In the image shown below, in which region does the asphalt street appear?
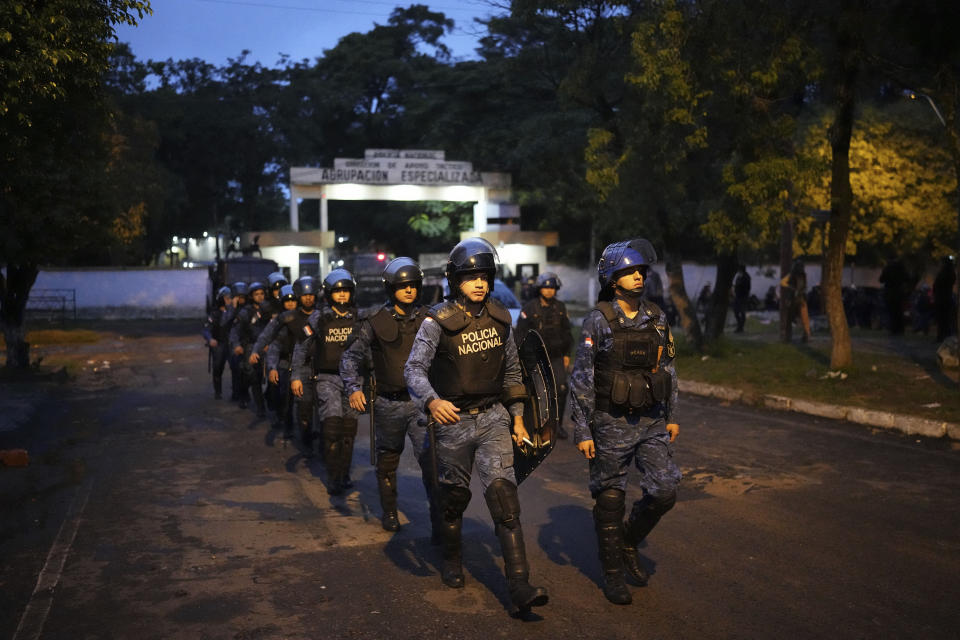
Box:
[1,330,958,639]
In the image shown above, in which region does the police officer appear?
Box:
[230,281,271,417]
[292,269,359,494]
[569,238,680,605]
[515,271,573,437]
[250,283,300,436]
[225,282,248,402]
[203,286,233,399]
[253,276,321,446]
[404,238,548,614]
[341,257,437,534]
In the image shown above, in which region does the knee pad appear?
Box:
[440,485,472,522]
[484,479,521,529]
[593,488,626,524]
[632,489,676,520]
[377,451,401,474]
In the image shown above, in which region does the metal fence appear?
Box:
[26,288,77,321]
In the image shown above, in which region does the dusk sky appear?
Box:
[115,0,498,68]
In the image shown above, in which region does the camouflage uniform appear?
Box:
[341,304,435,532]
[202,305,230,399]
[569,296,680,602]
[229,301,271,416]
[292,306,359,491]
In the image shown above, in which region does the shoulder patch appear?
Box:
[666,326,676,358]
[303,325,314,337]
[584,335,594,347]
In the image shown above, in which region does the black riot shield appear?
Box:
[513,330,559,484]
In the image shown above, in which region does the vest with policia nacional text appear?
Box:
[593,301,674,413]
[311,308,355,374]
[428,299,512,410]
[369,305,428,393]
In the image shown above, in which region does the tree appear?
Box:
[1,0,151,368]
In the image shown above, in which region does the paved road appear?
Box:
[1,331,958,639]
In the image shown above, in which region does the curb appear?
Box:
[679,379,959,440]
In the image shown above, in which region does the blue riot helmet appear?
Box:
[231,281,249,297]
[536,272,562,290]
[445,237,498,292]
[294,276,317,298]
[216,285,232,301]
[597,238,658,290]
[248,281,266,295]
[323,268,356,305]
[280,284,297,302]
[382,257,423,294]
[267,271,288,291]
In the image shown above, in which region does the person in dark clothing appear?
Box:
[733,265,751,333]
[515,272,573,438]
[203,286,233,399]
[879,257,910,335]
[231,281,271,417]
[934,256,957,342]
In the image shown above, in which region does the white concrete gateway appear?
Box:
[288,149,557,280]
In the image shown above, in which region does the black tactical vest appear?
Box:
[522,299,568,355]
[369,305,427,393]
[428,300,512,409]
[239,305,271,345]
[312,308,355,374]
[593,301,672,412]
[207,308,227,342]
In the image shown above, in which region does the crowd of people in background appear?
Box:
[679,256,958,341]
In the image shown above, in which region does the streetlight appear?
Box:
[906,88,960,379]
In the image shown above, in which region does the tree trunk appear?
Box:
[0,263,39,368]
[779,220,793,342]
[704,252,737,343]
[824,46,857,370]
[664,249,702,351]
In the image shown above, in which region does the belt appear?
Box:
[379,389,410,402]
[595,398,658,416]
[462,400,498,415]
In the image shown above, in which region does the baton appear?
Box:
[207,346,212,374]
[427,418,440,499]
[368,370,377,466]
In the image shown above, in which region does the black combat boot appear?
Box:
[623,492,676,584]
[377,452,401,532]
[439,517,464,588]
[323,417,343,494]
[497,523,549,611]
[339,417,358,490]
[485,479,548,612]
[594,489,631,605]
[438,485,471,588]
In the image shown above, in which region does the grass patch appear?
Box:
[0,328,103,348]
[675,333,959,424]
[569,314,958,424]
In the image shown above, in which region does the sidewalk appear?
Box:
[678,312,959,441]
[679,378,960,440]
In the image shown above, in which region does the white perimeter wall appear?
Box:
[547,262,884,306]
[33,268,208,319]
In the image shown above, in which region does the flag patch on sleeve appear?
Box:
[584,336,593,347]
[303,325,313,337]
